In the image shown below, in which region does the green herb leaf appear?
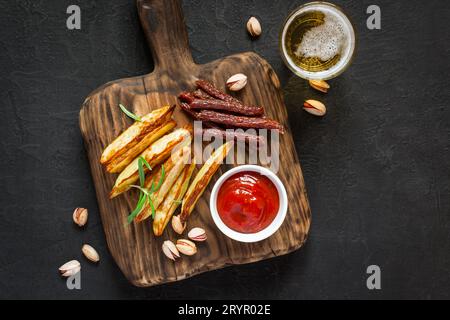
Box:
[126,161,162,225]
[139,156,152,171]
[137,157,145,187]
[148,197,156,219]
[119,103,142,122]
[127,192,147,224]
[173,199,182,205]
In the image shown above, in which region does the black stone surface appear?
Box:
[0,0,449,299]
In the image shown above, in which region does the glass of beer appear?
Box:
[279,1,356,80]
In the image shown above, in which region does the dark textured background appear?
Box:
[0,0,449,299]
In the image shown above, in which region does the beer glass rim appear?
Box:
[279,1,357,80]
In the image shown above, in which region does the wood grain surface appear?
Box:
[79,0,311,287]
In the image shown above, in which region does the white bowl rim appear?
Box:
[209,165,288,243]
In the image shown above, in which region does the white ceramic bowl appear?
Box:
[210,165,288,243]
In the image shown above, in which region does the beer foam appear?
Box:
[294,13,348,61]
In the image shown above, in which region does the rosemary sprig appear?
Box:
[127,192,146,224]
[126,162,165,224]
[119,103,142,122]
[130,185,150,196]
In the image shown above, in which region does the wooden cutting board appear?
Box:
[79,0,311,287]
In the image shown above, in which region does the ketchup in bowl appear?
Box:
[216,171,279,234]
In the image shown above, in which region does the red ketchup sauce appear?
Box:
[216,171,279,234]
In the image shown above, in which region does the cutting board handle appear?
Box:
[137,0,195,72]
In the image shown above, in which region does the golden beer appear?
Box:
[280,2,356,80]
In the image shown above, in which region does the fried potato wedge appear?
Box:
[100,105,175,166]
[110,127,191,198]
[152,162,196,236]
[180,141,233,222]
[135,146,191,222]
[106,120,176,173]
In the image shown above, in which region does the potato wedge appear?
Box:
[135,146,191,222]
[152,162,196,236]
[106,120,176,173]
[110,127,191,198]
[180,141,233,223]
[100,105,175,165]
